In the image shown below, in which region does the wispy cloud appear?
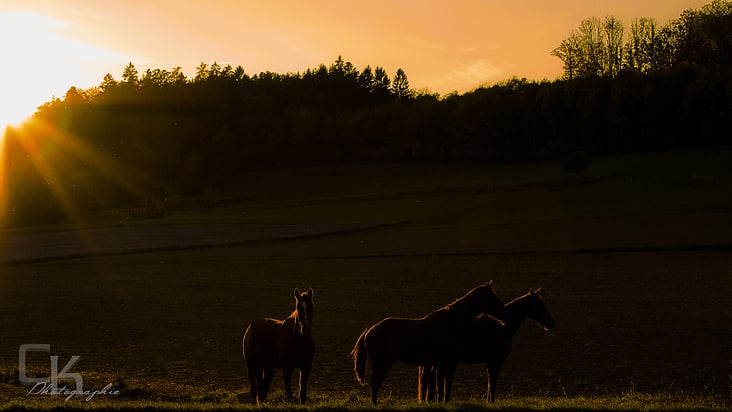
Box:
[405,37,445,51]
[1,11,137,66]
[71,7,105,21]
[454,58,504,83]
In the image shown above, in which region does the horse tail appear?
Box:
[242,323,253,361]
[351,328,369,386]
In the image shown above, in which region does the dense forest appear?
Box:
[2,0,731,227]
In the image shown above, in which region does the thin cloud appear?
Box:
[454,58,504,84]
[71,7,105,21]
[405,37,446,51]
[421,58,506,94]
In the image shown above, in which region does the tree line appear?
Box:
[2,0,730,227]
[552,0,732,79]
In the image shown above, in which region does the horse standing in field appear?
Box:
[351,281,504,404]
[243,288,315,404]
[418,288,554,402]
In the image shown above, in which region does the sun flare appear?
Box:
[0,11,132,131]
[0,52,45,129]
[0,98,36,130]
[0,12,64,129]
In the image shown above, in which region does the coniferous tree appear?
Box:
[392,68,414,99]
[121,62,139,87]
[357,65,374,91]
[99,73,118,92]
[194,62,209,82]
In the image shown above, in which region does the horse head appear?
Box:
[528,287,554,331]
[477,280,504,318]
[294,287,314,336]
[456,280,504,319]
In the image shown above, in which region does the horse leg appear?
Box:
[247,364,260,404]
[417,365,436,402]
[259,368,274,403]
[417,366,426,402]
[442,362,458,403]
[428,365,437,402]
[283,368,294,400]
[417,366,429,402]
[299,364,311,404]
[435,365,445,402]
[369,360,393,405]
[487,361,503,403]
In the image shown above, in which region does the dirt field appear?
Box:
[0,221,730,404]
[1,148,731,405]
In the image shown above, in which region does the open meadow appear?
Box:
[0,147,730,411]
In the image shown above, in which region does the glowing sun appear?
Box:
[0,59,45,128]
[0,92,37,129]
[0,12,68,128]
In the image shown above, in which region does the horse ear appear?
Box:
[307,287,314,298]
[294,288,301,300]
[531,287,542,295]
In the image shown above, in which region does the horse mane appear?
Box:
[290,288,314,336]
[477,314,507,327]
[505,292,531,307]
[444,281,495,312]
[504,287,542,307]
[284,309,299,334]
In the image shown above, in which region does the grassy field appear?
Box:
[0,393,727,412]
[1,146,730,411]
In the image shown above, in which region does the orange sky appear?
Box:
[0,0,712,125]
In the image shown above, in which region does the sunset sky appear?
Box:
[0,0,711,127]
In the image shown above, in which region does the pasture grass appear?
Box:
[2,375,728,412]
[0,391,727,412]
[2,364,728,411]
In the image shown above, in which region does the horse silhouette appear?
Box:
[351,281,504,404]
[243,287,315,404]
[418,288,554,402]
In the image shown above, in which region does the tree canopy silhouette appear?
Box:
[553,0,732,78]
[3,0,730,227]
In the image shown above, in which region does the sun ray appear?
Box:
[21,116,150,199]
[9,122,81,223]
[1,114,150,229]
[0,11,135,131]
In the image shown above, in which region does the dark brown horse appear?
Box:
[351,281,504,404]
[418,288,554,402]
[243,288,315,404]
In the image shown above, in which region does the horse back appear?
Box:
[243,318,285,367]
[366,315,458,365]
